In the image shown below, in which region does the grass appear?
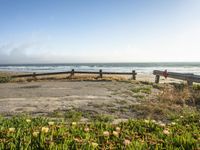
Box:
[131,86,152,94]
[193,84,200,90]
[91,114,115,123]
[64,110,82,122]
[0,114,199,150]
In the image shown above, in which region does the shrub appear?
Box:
[0,75,11,83]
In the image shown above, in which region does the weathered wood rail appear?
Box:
[153,70,200,85]
[11,69,137,80]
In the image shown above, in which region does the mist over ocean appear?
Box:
[0,62,200,75]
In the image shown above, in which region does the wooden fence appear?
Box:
[11,69,137,80]
[153,70,200,85]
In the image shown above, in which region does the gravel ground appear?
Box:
[0,80,159,118]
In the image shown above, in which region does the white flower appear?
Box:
[103,131,110,137]
[8,128,15,132]
[113,131,119,137]
[115,127,121,132]
[180,116,184,118]
[48,121,54,125]
[91,142,98,148]
[170,122,176,125]
[33,131,39,137]
[84,127,90,132]
[41,127,49,133]
[72,122,77,126]
[157,121,166,127]
[151,120,156,123]
[123,139,131,146]
[163,129,170,135]
[26,119,31,123]
[144,119,150,123]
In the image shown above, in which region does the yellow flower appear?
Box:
[33,131,39,137]
[180,116,184,118]
[163,129,170,135]
[41,127,49,133]
[84,127,90,132]
[8,128,15,133]
[48,121,54,126]
[26,119,31,123]
[115,127,120,132]
[72,122,77,126]
[113,131,119,137]
[123,139,131,146]
[103,131,110,137]
[91,142,98,148]
[144,119,150,123]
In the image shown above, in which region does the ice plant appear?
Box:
[32,131,39,137]
[115,127,120,132]
[157,121,166,127]
[170,122,176,125]
[91,142,98,148]
[163,129,170,135]
[84,127,89,132]
[8,128,15,133]
[48,121,54,125]
[26,119,31,123]
[113,131,119,137]
[41,127,49,133]
[72,122,77,126]
[103,131,110,137]
[123,139,131,146]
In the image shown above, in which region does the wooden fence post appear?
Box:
[132,70,136,80]
[99,69,103,78]
[32,72,36,80]
[155,75,160,83]
[187,80,193,86]
[33,72,36,77]
[71,69,74,77]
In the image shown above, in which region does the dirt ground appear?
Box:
[0,80,161,119]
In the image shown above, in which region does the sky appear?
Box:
[0,0,200,64]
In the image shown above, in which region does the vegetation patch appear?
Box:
[0,75,11,83]
[91,114,115,123]
[64,110,82,122]
[0,114,199,150]
[131,86,152,94]
[193,84,200,91]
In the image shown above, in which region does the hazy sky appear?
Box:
[0,0,200,64]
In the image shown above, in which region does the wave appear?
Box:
[0,63,200,75]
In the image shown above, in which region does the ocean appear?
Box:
[0,62,200,75]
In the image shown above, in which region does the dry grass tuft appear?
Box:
[11,74,132,82]
[158,84,191,106]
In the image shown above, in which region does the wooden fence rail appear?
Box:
[153,70,200,85]
[11,69,137,80]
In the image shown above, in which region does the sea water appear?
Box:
[0,62,200,75]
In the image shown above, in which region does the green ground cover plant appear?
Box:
[0,114,199,150]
